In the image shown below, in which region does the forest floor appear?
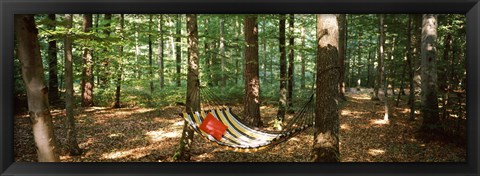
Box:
[14,90,466,162]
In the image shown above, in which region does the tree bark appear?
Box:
[220,17,226,89]
[63,14,82,155]
[312,14,340,162]
[300,25,306,89]
[337,14,347,100]
[149,15,154,94]
[15,14,60,162]
[379,14,390,122]
[47,14,59,105]
[244,15,262,127]
[158,15,165,89]
[276,14,287,130]
[287,14,295,114]
[81,14,94,107]
[114,14,124,108]
[406,15,416,121]
[420,14,440,132]
[174,14,199,161]
[176,14,182,87]
[99,14,112,88]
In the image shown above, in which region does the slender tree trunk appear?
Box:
[396,61,407,107]
[174,14,199,161]
[300,25,306,89]
[337,14,347,100]
[439,18,453,121]
[262,19,268,84]
[134,24,140,79]
[204,18,212,86]
[244,15,262,127]
[379,14,390,122]
[220,17,226,89]
[286,14,295,114]
[276,14,287,130]
[406,15,416,121]
[149,15,154,94]
[441,25,453,121]
[81,14,94,107]
[420,14,440,132]
[356,32,363,90]
[114,14,124,108]
[94,14,100,85]
[176,14,182,87]
[15,14,60,162]
[100,14,112,88]
[63,14,82,155]
[367,51,373,88]
[373,44,380,100]
[312,14,340,162]
[158,15,165,89]
[345,15,351,89]
[47,14,59,104]
[235,16,241,85]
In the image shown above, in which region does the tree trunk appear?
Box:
[134,24,140,79]
[100,14,111,88]
[262,19,268,84]
[63,14,82,155]
[204,18,212,86]
[337,14,347,100]
[396,61,407,107]
[15,14,60,162]
[406,15,416,121]
[244,15,262,127]
[149,15,154,94]
[220,17,226,89]
[356,32,363,90]
[114,14,125,108]
[300,25,306,89]
[379,14,390,122]
[287,14,295,114]
[47,14,59,105]
[158,15,165,89]
[174,14,199,161]
[176,14,182,87]
[234,16,241,85]
[312,14,340,162]
[276,14,287,130]
[367,51,374,88]
[81,14,94,107]
[420,14,440,132]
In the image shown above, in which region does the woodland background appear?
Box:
[14,14,466,162]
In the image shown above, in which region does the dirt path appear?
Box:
[14,92,466,162]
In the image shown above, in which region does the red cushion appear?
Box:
[199,112,228,140]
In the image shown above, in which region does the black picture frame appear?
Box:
[1,0,479,175]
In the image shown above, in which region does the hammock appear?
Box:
[180,87,316,152]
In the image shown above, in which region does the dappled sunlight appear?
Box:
[341,109,370,119]
[350,93,372,100]
[340,124,351,130]
[370,119,390,125]
[79,137,96,149]
[108,133,125,138]
[146,130,182,142]
[368,149,385,156]
[101,146,153,160]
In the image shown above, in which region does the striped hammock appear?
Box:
[181,107,312,152]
